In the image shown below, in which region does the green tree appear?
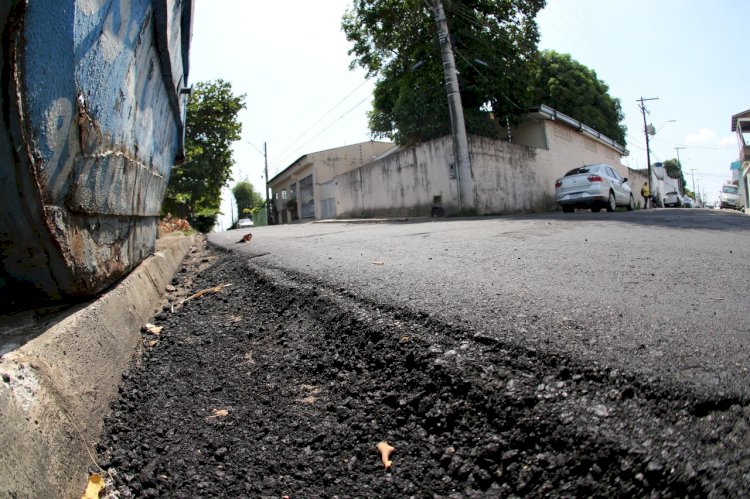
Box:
[231,180,263,221]
[342,0,545,146]
[531,50,626,145]
[662,158,691,196]
[162,80,246,232]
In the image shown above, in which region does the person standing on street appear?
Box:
[641,182,650,209]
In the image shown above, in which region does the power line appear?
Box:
[272,78,372,162]
[270,95,372,171]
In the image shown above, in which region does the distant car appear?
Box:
[237,218,254,228]
[554,164,635,213]
[663,191,682,208]
[682,196,693,208]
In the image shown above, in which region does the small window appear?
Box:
[449,163,457,179]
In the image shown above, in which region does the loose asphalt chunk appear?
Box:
[95,243,750,497]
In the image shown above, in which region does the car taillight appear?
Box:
[555,180,562,188]
[587,175,604,182]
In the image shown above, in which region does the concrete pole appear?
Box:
[264,142,272,225]
[637,97,658,193]
[674,146,686,194]
[432,0,471,212]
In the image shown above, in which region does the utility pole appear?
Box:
[432,0,471,211]
[674,146,686,194]
[690,168,697,200]
[637,97,659,193]
[264,142,272,225]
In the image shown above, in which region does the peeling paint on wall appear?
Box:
[0,0,194,301]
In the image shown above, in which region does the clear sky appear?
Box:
[187,1,750,227]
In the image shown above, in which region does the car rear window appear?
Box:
[666,192,678,196]
[564,165,600,176]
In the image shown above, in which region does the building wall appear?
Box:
[335,137,459,218]
[335,121,632,218]
[269,141,394,222]
[469,135,544,213]
[277,121,640,221]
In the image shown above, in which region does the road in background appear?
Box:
[210,209,750,399]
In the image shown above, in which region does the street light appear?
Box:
[653,119,677,135]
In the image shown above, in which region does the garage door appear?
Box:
[319,180,335,219]
[299,174,315,219]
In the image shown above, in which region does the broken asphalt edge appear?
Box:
[0,235,195,499]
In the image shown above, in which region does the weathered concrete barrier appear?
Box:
[0,235,194,498]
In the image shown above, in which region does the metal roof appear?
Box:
[731,109,750,132]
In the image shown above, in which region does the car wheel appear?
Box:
[626,194,634,211]
[605,191,616,212]
[562,205,574,213]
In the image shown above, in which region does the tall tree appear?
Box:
[342,0,546,146]
[662,158,691,196]
[232,180,263,220]
[531,50,626,145]
[162,80,246,232]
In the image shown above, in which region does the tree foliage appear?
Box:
[662,158,690,196]
[162,80,246,232]
[531,50,626,145]
[232,180,264,220]
[342,0,545,146]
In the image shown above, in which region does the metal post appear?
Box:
[432,0,471,211]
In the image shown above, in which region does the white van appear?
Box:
[719,183,740,210]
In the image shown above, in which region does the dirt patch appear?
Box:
[95,243,750,497]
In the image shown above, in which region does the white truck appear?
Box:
[719,183,740,210]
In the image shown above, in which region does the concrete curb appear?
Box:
[0,235,195,498]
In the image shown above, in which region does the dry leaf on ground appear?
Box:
[143,323,163,335]
[81,473,104,499]
[181,283,232,305]
[207,408,229,418]
[376,441,395,469]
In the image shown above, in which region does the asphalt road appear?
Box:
[209,208,750,399]
[91,209,750,496]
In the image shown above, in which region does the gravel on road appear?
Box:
[95,240,750,497]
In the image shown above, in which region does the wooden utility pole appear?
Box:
[432,0,471,211]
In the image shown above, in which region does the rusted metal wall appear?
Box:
[0,0,193,302]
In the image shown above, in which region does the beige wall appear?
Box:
[532,121,625,200]
[273,121,635,221]
[335,121,632,218]
[336,137,459,218]
[269,141,394,220]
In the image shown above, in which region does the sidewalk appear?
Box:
[0,235,195,498]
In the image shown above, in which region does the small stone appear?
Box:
[646,461,664,473]
[592,404,610,417]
